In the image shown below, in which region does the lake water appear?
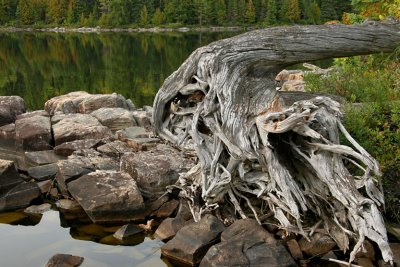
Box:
[0,31,239,111]
[0,31,240,267]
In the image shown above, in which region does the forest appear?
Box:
[0,0,354,27]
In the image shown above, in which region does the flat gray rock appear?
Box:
[25,150,65,167]
[91,107,136,131]
[54,139,103,156]
[27,163,58,181]
[0,181,41,212]
[68,170,145,223]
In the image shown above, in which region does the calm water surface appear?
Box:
[0,31,239,110]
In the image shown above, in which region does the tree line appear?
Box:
[0,0,353,27]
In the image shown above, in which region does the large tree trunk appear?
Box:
[153,20,400,264]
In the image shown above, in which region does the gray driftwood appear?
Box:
[153,20,400,264]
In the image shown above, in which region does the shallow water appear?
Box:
[0,210,170,267]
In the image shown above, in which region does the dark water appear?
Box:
[0,31,239,111]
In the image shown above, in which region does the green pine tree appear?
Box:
[245,0,256,24]
[287,0,301,22]
[265,0,277,25]
[320,0,337,22]
[140,4,148,26]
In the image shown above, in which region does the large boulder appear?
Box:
[0,123,16,140]
[0,181,41,212]
[68,170,145,223]
[52,114,113,145]
[0,160,23,196]
[91,107,136,131]
[56,149,119,197]
[200,219,296,267]
[45,91,132,115]
[0,96,25,126]
[15,114,52,151]
[120,144,194,198]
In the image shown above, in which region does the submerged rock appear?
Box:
[45,253,84,267]
[68,170,145,223]
[0,96,25,126]
[0,159,23,196]
[161,214,225,266]
[52,114,112,145]
[91,107,136,131]
[120,144,194,198]
[113,224,144,240]
[200,219,296,267]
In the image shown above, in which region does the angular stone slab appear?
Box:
[52,114,113,146]
[200,219,296,267]
[68,170,145,223]
[0,159,23,196]
[16,110,49,120]
[24,150,65,167]
[27,163,58,181]
[15,115,52,151]
[120,144,194,197]
[45,253,83,267]
[96,140,135,158]
[0,96,25,126]
[91,107,136,131]
[54,139,103,157]
[161,214,225,266]
[0,181,41,212]
[131,110,151,128]
[113,224,144,241]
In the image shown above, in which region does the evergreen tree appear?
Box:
[139,4,148,26]
[245,0,256,24]
[287,0,301,22]
[0,0,13,24]
[309,0,321,23]
[265,0,277,24]
[215,0,226,25]
[16,0,34,24]
[320,0,337,21]
[279,0,290,22]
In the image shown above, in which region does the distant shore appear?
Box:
[0,26,253,33]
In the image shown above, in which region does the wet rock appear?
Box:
[54,139,103,156]
[0,181,41,212]
[96,140,135,158]
[0,96,25,126]
[91,107,136,131]
[24,203,52,214]
[45,253,83,267]
[120,144,194,198]
[298,233,337,257]
[286,239,303,260]
[161,214,225,266]
[15,114,52,151]
[113,224,144,240]
[201,219,296,267]
[68,170,145,223]
[0,159,23,196]
[132,110,152,128]
[56,199,82,211]
[0,123,15,140]
[55,150,119,197]
[27,163,58,181]
[52,114,113,145]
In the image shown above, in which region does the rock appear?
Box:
[151,199,179,218]
[36,180,53,194]
[16,110,49,120]
[25,150,65,167]
[27,163,58,181]
[78,93,131,114]
[390,243,400,267]
[15,114,52,151]
[52,114,113,145]
[0,182,41,212]
[354,257,375,267]
[24,203,52,214]
[116,126,152,140]
[0,159,23,196]
[125,137,160,152]
[0,123,15,140]
[68,170,145,223]
[120,144,194,197]
[200,219,296,267]
[44,91,90,115]
[44,253,83,267]
[54,139,103,156]
[355,239,375,261]
[55,150,119,197]
[286,239,303,260]
[96,141,135,158]
[113,224,144,240]
[0,96,25,126]
[56,199,82,211]
[298,233,337,257]
[281,80,306,92]
[91,107,136,131]
[132,110,152,127]
[161,214,225,266]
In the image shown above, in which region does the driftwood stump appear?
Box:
[153,20,400,263]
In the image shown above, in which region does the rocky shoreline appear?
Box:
[0,26,248,34]
[0,92,399,267]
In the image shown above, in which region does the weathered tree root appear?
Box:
[153,21,400,264]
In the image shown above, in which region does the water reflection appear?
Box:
[0,209,170,267]
[0,32,239,111]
